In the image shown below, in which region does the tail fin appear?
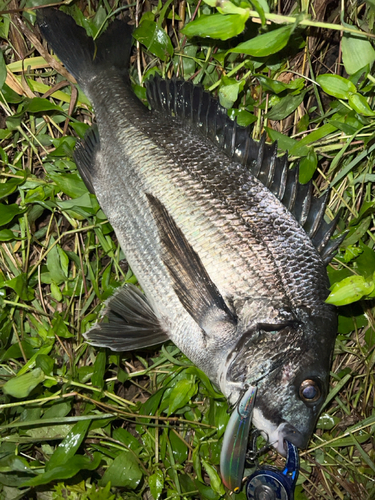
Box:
[37,8,133,92]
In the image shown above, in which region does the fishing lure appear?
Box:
[220,385,299,499]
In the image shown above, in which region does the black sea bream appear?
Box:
[38,9,342,454]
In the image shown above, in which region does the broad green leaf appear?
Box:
[51,312,73,338]
[265,127,297,152]
[299,147,317,184]
[3,368,45,398]
[228,108,257,127]
[170,429,188,463]
[22,452,101,486]
[342,30,375,75]
[249,0,266,25]
[0,229,16,241]
[168,378,197,414]
[182,44,198,77]
[289,123,337,157]
[201,459,225,496]
[204,0,247,15]
[92,350,106,389]
[326,274,374,306]
[47,237,66,285]
[133,20,173,61]
[229,25,293,57]
[24,97,64,114]
[316,413,340,430]
[0,174,27,200]
[112,428,140,451]
[70,122,90,138]
[0,203,26,226]
[219,81,240,109]
[0,50,6,90]
[49,172,88,198]
[2,273,34,301]
[348,93,375,116]
[255,75,288,94]
[149,469,164,500]
[182,13,248,41]
[316,74,356,99]
[266,90,306,120]
[46,419,91,471]
[341,216,371,248]
[101,451,143,488]
[35,354,54,375]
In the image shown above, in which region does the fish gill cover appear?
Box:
[0,1,374,499]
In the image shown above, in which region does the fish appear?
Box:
[37,8,342,458]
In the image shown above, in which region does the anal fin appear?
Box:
[84,284,169,351]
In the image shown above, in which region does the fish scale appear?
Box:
[38,9,340,456]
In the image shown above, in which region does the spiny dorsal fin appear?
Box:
[145,75,343,264]
[146,193,237,334]
[84,283,169,351]
[74,125,100,194]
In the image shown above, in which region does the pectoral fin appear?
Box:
[147,194,236,332]
[84,284,169,351]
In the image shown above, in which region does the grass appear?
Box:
[0,0,374,499]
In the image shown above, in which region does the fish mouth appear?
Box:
[274,422,309,456]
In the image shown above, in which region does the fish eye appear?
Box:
[299,379,321,403]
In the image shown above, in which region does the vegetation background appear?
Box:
[0,0,374,498]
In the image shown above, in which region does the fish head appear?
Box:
[224,305,337,455]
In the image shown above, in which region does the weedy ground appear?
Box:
[0,0,374,499]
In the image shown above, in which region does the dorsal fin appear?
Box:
[145,75,344,264]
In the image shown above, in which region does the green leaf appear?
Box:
[35,353,54,375]
[3,368,45,398]
[250,0,266,25]
[101,451,143,488]
[49,172,88,198]
[289,123,337,157]
[51,312,73,338]
[47,238,66,285]
[22,452,101,486]
[316,74,356,99]
[229,25,293,57]
[0,174,27,200]
[341,30,375,75]
[228,108,257,127]
[168,378,197,414]
[0,229,16,241]
[299,147,317,184]
[112,428,140,451]
[133,20,173,61]
[92,350,106,389]
[24,97,64,114]
[2,273,34,301]
[326,274,374,306]
[46,419,91,471]
[0,203,26,226]
[265,127,297,152]
[149,469,164,500]
[218,81,240,109]
[266,90,306,120]
[182,13,248,41]
[348,93,375,116]
[201,459,225,496]
[169,429,188,463]
[0,50,6,90]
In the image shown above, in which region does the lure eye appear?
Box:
[299,379,321,403]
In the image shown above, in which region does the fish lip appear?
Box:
[275,422,309,456]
